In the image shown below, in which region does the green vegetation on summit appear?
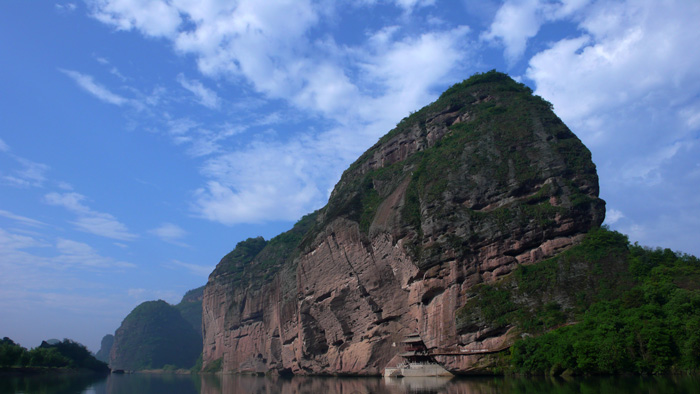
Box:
[211,211,318,288]
[310,69,602,269]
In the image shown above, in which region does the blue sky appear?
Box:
[1,0,699,352]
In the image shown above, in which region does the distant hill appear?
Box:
[175,286,205,337]
[94,334,113,363]
[109,300,201,370]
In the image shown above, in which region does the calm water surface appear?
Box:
[2,373,699,394]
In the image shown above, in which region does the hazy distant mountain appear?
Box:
[109,300,201,370]
[94,334,113,363]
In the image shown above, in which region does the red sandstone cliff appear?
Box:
[202,71,605,375]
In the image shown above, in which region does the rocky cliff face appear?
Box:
[202,71,605,375]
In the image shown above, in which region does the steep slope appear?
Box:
[176,286,205,337]
[202,71,605,375]
[110,300,201,370]
[95,334,113,364]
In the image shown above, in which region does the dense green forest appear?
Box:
[0,337,108,373]
[464,227,700,375]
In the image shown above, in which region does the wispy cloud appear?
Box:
[60,68,128,106]
[149,223,188,246]
[176,74,221,109]
[0,150,50,188]
[87,1,471,225]
[55,238,135,268]
[44,192,137,241]
[0,209,46,227]
[55,3,77,13]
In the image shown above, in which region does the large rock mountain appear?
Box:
[202,71,605,375]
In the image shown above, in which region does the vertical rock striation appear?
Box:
[202,71,605,375]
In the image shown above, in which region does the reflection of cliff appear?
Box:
[202,71,605,375]
[199,375,448,394]
[199,375,700,394]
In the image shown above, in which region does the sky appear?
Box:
[1,0,699,353]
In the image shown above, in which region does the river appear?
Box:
[1,373,698,393]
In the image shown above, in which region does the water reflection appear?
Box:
[199,374,700,394]
[1,372,698,393]
[94,373,200,394]
[0,373,105,394]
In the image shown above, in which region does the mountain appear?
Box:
[94,334,113,363]
[109,300,201,371]
[175,286,205,337]
[201,70,606,375]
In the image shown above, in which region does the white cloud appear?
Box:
[0,137,9,152]
[72,215,137,242]
[522,0,700,257]
[56,181,73,190]
[88,1,471,225]
[482,0,542,63]
[524,0,700,189]
[194,138,324,224]
[86,1,473,225]
[44,192,91,214]
[0,209,46,227]
[55,238,135,268]
[176,74,221,109]
[393,0,436,11]
[527,1,700,129]
[0,228,47,251]
[2,156,50,188]
[149,223,188,246]
[483,0,589,64]
[44,192,137,241]
[55,3,77,12]
[60,69,128,106]
[605,208,624,225]
[89,0,181,38]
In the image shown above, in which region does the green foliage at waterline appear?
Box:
[0,337,108,373]
[469,227,700,375]
[510,240,700,375]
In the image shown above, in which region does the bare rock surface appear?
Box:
[202,71,605,375]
